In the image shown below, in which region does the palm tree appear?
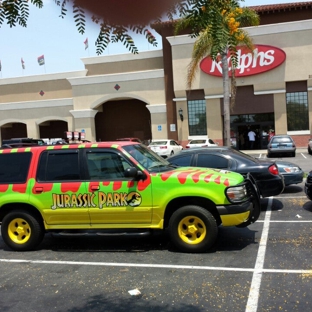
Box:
[175,0,259,146]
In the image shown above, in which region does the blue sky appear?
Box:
[0,0,306,78]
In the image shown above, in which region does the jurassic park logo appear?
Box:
[51,191,142,209]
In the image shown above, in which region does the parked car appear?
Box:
[305,171,312,200]
[308,138,312,155]
[186,138,218,149]
[275,160,303,186]
[167,146,285,197]
[148,139,183,158]
[2,138,45,148]
[267,134,296,157]
[116,138,143,143]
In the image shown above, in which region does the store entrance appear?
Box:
[231,123,272,150]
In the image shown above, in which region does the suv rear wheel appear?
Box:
[168,205,218,253]
[1,210,44,251]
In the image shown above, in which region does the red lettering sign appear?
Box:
[200,45,286,77]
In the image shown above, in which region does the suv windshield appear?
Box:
[123,144,174,172]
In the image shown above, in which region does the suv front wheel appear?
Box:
[1,210,44,251]
[168,205,218,253]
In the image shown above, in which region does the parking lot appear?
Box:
[0,149,312,312]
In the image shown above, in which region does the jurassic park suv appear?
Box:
[0,141,260,253]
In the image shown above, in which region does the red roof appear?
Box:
[247,1,312,12]
[152,1,312,30]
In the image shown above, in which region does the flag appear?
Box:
[0,60,2,72]
[84,38,88,50]
[21,58,25,69]
[37,55,45,66]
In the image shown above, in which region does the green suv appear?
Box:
[0,142,260,252]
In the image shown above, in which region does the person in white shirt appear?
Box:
[248,129,256,149]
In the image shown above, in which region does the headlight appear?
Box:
[283,167,300,173]
[226,185,247,202]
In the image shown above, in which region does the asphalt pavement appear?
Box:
[0,149,312,312]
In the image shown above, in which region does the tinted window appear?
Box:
[86,151,129,180]
[197,154,229,169]
[170,155,192,166]
[190,140,206,144]
[150,141,167,146]
[272,137,292,143]
[37,151,80,181]
[0,153,32,183]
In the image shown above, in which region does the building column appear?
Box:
[26,120,40,139]
[273,92,287,135]
[206,98,223,146]
[69,109,98,141]
[308,82,312,135]
[146,104,167,141]
[174,98,188,146]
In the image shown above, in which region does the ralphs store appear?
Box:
[0,2,312,149]
[153,1,312,148]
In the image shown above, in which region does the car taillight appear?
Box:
[160,146,167,149]
[269,164,279,175]
[185,146,190,148]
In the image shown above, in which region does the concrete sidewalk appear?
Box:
[241,148,307,155]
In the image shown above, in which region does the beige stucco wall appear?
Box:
[0,51,167,142]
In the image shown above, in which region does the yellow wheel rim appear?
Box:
[8,218,31,245]
[178,215,206,245]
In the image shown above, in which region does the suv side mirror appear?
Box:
[125,167,145,180]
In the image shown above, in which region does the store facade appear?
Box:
[0,2,312,148]
[167,19,312,148]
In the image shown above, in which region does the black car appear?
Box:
[167,147,285,198]
[305,171,312,200]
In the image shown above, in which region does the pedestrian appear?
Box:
[248,129,256,149]
[268,129,275,142]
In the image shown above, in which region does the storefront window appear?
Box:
[286,92,308,131]
[188,99,207,135]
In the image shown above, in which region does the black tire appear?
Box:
[1,210,44,251]
[168,205,218,253]
[308,146,312,155]
[291,152,296,157]
[170,150,174,156]
[267,152,271,158]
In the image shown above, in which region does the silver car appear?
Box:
[267,135,296,157]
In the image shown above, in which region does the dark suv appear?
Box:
[2,138,45,148]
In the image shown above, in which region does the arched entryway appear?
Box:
[1,122,28,141]
[39,120,68,140]
[95,99,152,144]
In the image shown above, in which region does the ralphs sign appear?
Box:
[200,45,286,77]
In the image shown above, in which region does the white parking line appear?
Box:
[0,258,311,274]
[273,196,307,199]
[301,153,307,159]
[257,220,312,223]
[245,197,272,312]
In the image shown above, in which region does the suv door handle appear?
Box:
[34,187,44,193]
[91,185,99,191]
